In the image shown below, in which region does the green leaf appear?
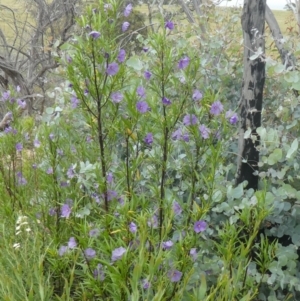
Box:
[196,273,207,299]
[230,184,244,199]
[267,148,282,165]
[274,63,285,74]
[286,138,298,159]
[45,107,54,114]
[126,56,143,70]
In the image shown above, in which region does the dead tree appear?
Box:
[236,0,266,190]
[0,0,78,113]
[265,4,299,96]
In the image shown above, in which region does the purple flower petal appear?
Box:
[192,89,203,101]
[194,220,207,233]
[58,245,68,256]
[178,56,190,69]
[199,124,210,139]
[85,248,96,259]
[162,97,171,106]
[118,49,126,63]
[136,101,149,113]
[68,237,77,249]
[106,62,119,76]
[124,3,133,17]
[165,20,174,30]
[183,114,198,126]
[144,133,153,145]
[168,269,182,282]
[210,100,223,116]
[89,31,101,39]
[129,222,137,233]
[122,22,130,32]
[144,70,152,80]
[110,91,123,103]
[61,204,71,218]
[162,240,173,250]
[111,247,126,262]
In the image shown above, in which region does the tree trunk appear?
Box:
[236,0,266,190]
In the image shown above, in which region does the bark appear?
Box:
[236,0,266,190]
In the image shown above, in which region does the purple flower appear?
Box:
[142,279,151,289]
[17,99,26,109]
[49,133,55,141]
[162,97,171,106]
[192,89,203,101]
[162,240,173,250]
[49,208,56,216]
[117,49,126,63]
[89,228,100,237]
[106,190,118,201]
[58,245,68,256]
[16,86,21,92]
[183,114,198,126]
[93,264,105,281]
[142,47,149,52]
[129,222,137,233]
[106,62,119,76]
[190,248,198,261]
[2,90,10,101]
[165,20,174,30]
[34,139,40,148]
[172,129,183,140]
[124,3,133,17]
[147,215,158,228]
[136,101,149,113]
[57,149,63,156]
[16,143,23,152]
[199,124,210,139]
[122,22,130,32]
[67,165,75,179]
[66,55,72,63]
[68,237,77,249]
[110,91,123,103]
[144,70,152,80]
[107,172,113,183]
[16,172,27,186]
[144,133,153,145]
[182,132,189,142]
[70,96,79,108]
[111,247,126,262]
[46,167,53,174]
[210,100,223,116]
[137,86,146,99]
[171,129,189,142]
[88,31,101,39]
[84,89,89,96]
[173,201,182,215]
[226,110,239,124]
[61,204,71,218]
[178,56,190,69]
[230,114,238,124]
[60,181,69,187]
[85,248,96,260]
[194,220,207,233]
[168,269,182,282]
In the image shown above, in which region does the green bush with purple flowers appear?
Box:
[1,1,300,301]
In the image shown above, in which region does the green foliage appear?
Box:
[0,1,300,301]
